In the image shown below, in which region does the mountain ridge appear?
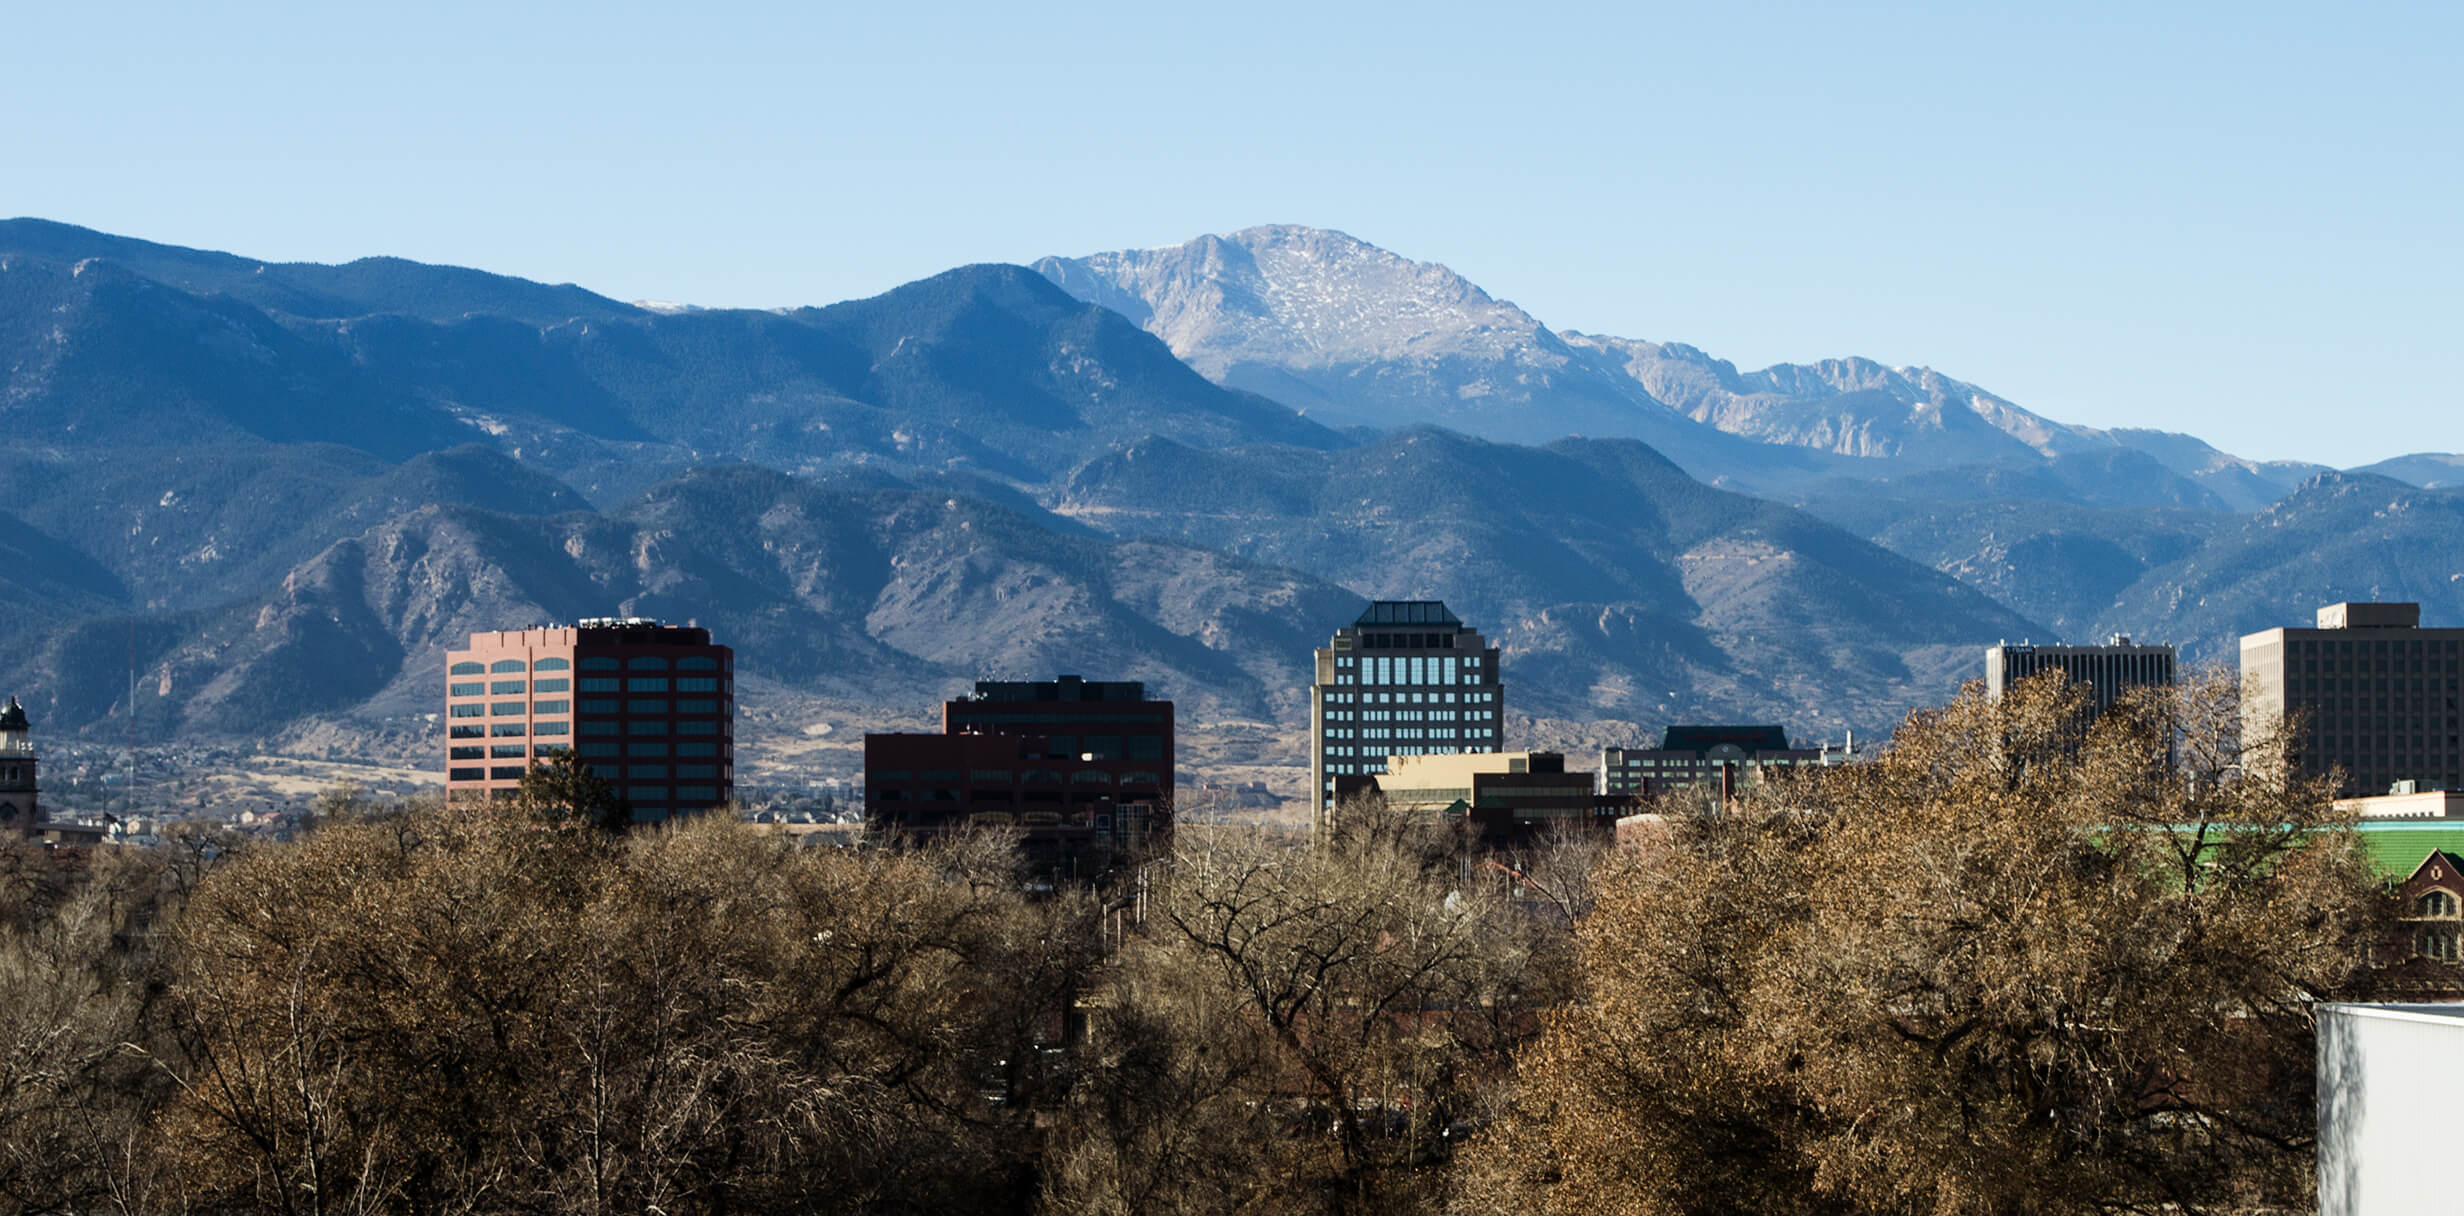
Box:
[1037,225,2380,510]
[3,217,2458,791]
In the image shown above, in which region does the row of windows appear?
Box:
[2309,736,2461,752]
[448,678,575,696]
[576,741,728,758]
[1324,734,1473,755]
[1353,631,1463,649]
[2293,644,2464,664]
[582,764,728,780]
[565,677,731,694]
[455,760,724,785]
[1320,745,1493,774]
[451,655,724,675]
[483,722,572,737]
[574,720,727,737]
[632,785,723,803]
[1328,654,1489,687]
[1323,690,1496,706]
[488,700,571,716]
[2293,679,2459,695]
[450,657,576,676]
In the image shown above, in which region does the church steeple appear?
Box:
[0,695,38,833]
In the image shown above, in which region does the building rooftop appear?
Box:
[2354,821,2464,880]
[966,675,1152,703]
[0,696,24,733]
[1658,724,1791,752]
[1354,601,1461,627]
[2318,602,2422,629]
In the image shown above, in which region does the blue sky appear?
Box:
[8,1,2456,466]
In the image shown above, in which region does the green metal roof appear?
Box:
[2355,822,2464,880]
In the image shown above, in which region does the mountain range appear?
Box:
[2,216,2457,793]
[1035,225,2338,511]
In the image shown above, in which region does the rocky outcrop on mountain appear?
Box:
[1034,226,1676,438]
[1561,332,2093,467]
[1035,226,1852,488]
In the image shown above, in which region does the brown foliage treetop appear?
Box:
[1472,670,2387,1216]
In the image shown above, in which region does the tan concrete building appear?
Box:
[1361,750,1622,846]
[2242,602,2464,797]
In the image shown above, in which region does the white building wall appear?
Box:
[2318,1003,2464,1216]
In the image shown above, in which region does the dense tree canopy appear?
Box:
[0,673,2397,1215]
[1467,672,2389,1216]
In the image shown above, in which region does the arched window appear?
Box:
[450,661,484,675]
[490,659,527,673]
[678,656,719,670]
[533,657,571,671]
[1071,771,1114,785]
[2422,890,2459,918]
[580,657,620,671]
[628,656,670,670]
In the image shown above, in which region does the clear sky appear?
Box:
[7,1,2456,466]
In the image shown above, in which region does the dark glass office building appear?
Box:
[1308,601,1504,834]
[2244,602,2464,796]
[865,675,1173,878]
[1986,637,2176,713]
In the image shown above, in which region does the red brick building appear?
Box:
[865,675,1172,879]
[445,619,734,822]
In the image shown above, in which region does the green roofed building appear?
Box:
[2355,821,2464,883]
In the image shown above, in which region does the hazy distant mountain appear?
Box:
[2098,473,2464,664]
[1801,495,2226,640]
[2096,429,2327,512]
[0,217,641,326]
[1037,225,2404,511]
[0,255,475,459]
[1561,332,2093,467]
[2351,453,2464,491]
[1033,226,1852,491]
